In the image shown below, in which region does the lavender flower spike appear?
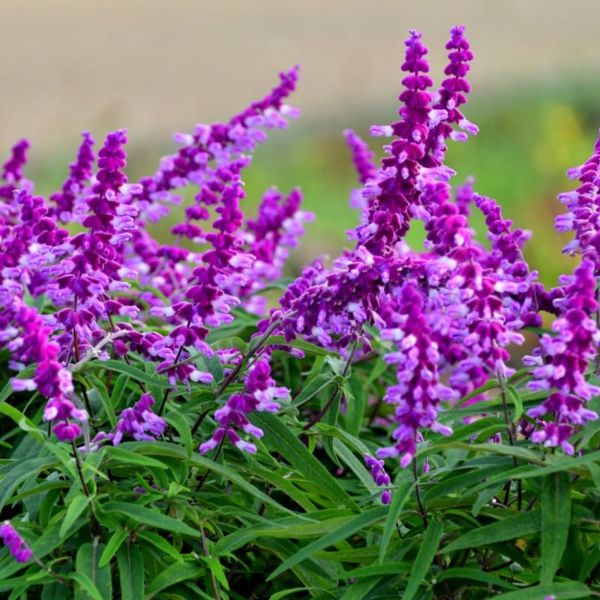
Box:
[364,455,392,504]
[113,393,166,445]
[377,281,455,468]
[526,259,600,454]
[0,521,32,563]
[556,130,600,271]
[344,130,377,185]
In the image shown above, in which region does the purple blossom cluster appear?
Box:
[525,260,600,453]
[113,393,166,445]
[0,23,599,510]
[364,455,392,504]
[200,358,289,454]
[0,522,32,563]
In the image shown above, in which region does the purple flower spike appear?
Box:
[344,130,377,185]
[426,25,477,163]
[2,139,30,184]
[364,454,392,504]
[2,300,85,442]
[200,358,289,454]
[113,393,166,445]
[0,138,31,202]
[377,281,455,468]
[0,521,32,563]
[556,131,600,271]
[50,132,95,222]
[526,259,600,453]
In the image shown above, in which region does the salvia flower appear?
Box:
[0,139,31,204]
[200,358,289,454]
[364,455,392,504]
[113,393,166,445]
[526,259,600,453]
[0,521,32,563]
[377,281,455,467]
[3,300,86,442]
[556,131,600,271]
[50,131,95,223]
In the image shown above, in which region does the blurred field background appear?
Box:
[2,0,600,286]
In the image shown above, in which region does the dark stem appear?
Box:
[80,386,94,419]
[412,458,428,529]
[107,313,145,392]
[71,443,89,496]
[200,527,221,600]
[303,339,358,432]
[157,319,191,416]
[497,368,522,510]
[215,316,285,399]
[195,426,229,492]
[191,408,212,436]
[71,440,101,536]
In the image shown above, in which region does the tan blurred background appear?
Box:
[1,0,599,150]
[2,0,600,283]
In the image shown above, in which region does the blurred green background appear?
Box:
[3,1,600,287]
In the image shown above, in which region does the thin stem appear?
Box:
[191,408,212,436]
[195,426,229,492]
[32,555,70,586]
[215,316,286,399]
[157,319,191,416]
[80,386,93,418]
[70,329,129,372]
[71,440,90,497]
[303,339,358,432]
[497,367,522,510]
[200,526,221,600]
[106,314,146,393]
[71,440,101,536]
[412,459,428,529]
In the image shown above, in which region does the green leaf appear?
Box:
[110,374,129,411]
[137,530,184,562]
[251,412,357,510]
[344,562,413,578]
[82,359,173,389]
[103,502,198,537]
[60,493,91,538]
[215,513,356,555]
[69,572,103,600]
[103,446,168,470]
[0,456,57,510]
[444,510,541,552]
[0,366,35,403]
[507,385,524,423]
[291,373,337,407]
[165,411,193,456]
[267,506,387,581]
[252,464,317,512]
[98,530,128,568]
[0,402,44,442]
[146,562,205,598]
[332,438,379,496]
[436,567,515,590]
[403,520,443,600]
[344,375,366,437]
[117,544,144,600]
[541,472,571,584]
[379,477,414,564]
[494,581,591,599]
[190,453,296,515]
[84,374,116,427]
[75,543,112,600]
